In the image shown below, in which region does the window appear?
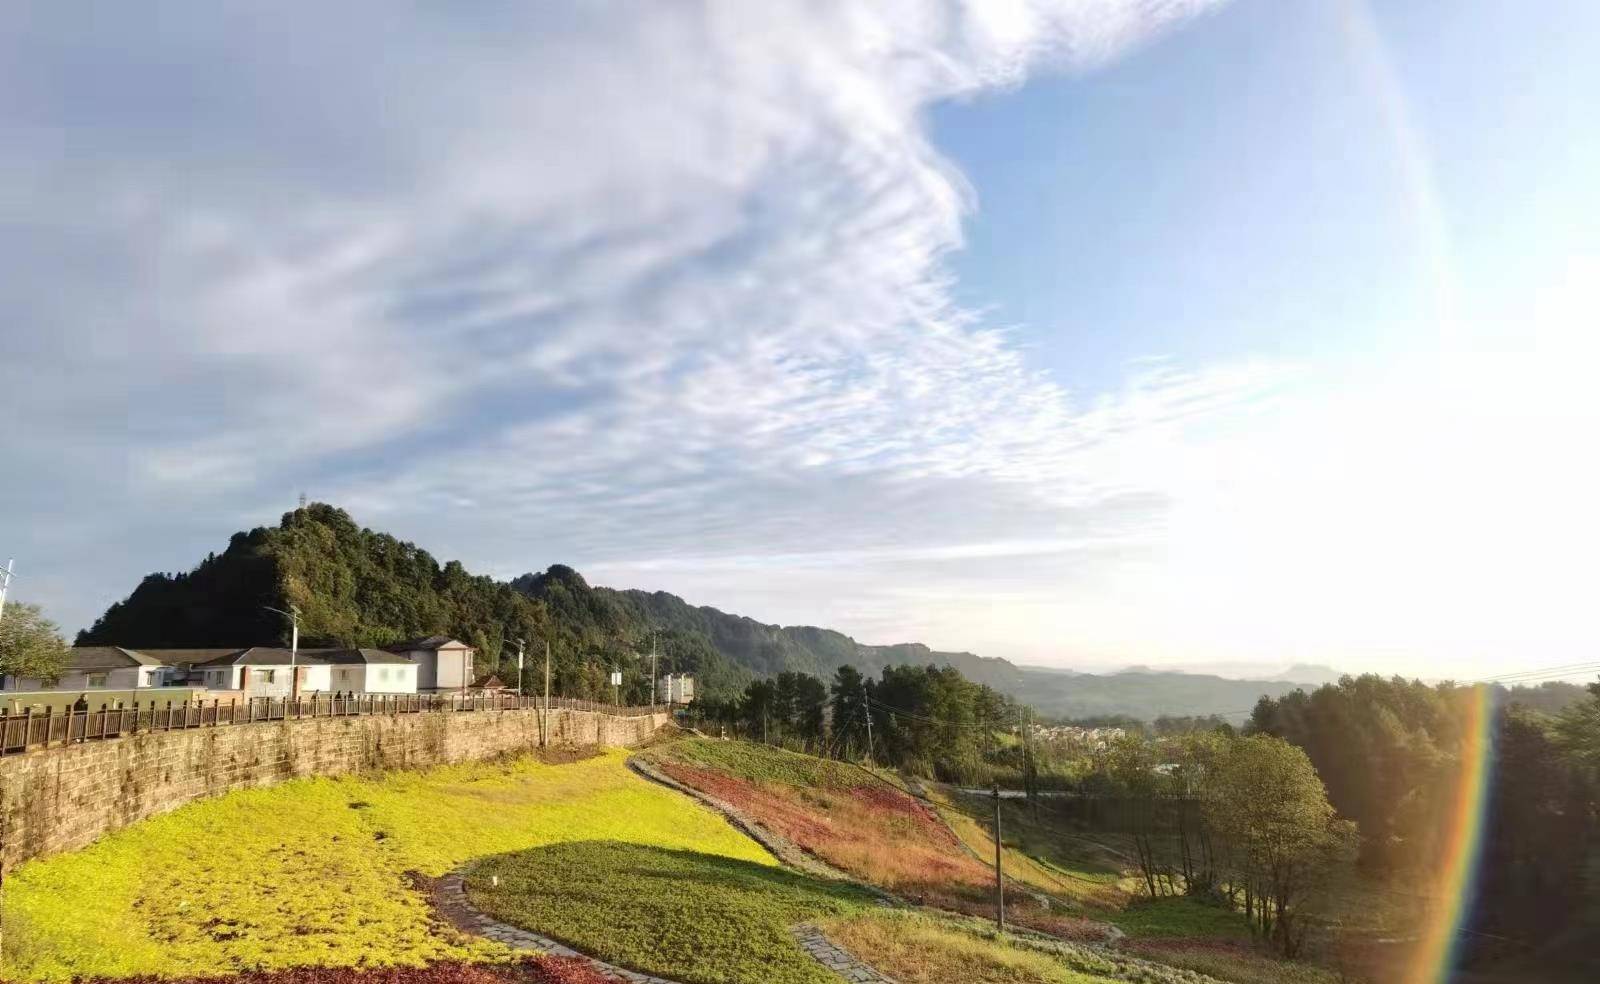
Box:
[252,668,276,685]
[86,672,109,688]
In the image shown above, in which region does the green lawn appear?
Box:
[1106,897,1252,940]
[466,841,874,984]
[0,749,771,982]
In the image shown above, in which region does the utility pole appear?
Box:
[512,638,526,698]
[542,638,552,748]
[862,683,874,765]
[992,783,1006,932]
[0,558,14,623]
[649,633,658,708]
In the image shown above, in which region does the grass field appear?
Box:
[923,784,1127,910]
[467,842,872,984]
[52,958,615,984]
[647,740,1109,940]
[650,740,1354,984]
[0,749,770,982]
[822,911,1125,984]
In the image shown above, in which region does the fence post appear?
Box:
[21,707,33,752]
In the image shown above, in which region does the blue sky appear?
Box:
[3,1,1597,679]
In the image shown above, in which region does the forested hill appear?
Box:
[76,504,1018,701]
[76,502,1321,715]
[593,586,1024,688]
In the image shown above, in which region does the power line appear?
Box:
[1478,660,1600,683]
[864,694,1012,731]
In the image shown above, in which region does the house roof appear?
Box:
[388,636,468,652]
[318,648,416,665]
[187,647,332,668]
[187,647,418,668]
[68,647,166,670]
[137,649,251,667]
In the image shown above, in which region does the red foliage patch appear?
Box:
[77,957,612,984]
[659,760,983,891]
[659,757,1113,943]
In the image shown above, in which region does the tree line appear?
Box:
[1251,673,1600,959]
[685,663,1025,785]
[688,661,1350,958]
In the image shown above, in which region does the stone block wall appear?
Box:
[0,706,669,871]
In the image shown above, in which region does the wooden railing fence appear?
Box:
[0,693,666,757]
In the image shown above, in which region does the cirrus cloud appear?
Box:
[1,1,1275,662]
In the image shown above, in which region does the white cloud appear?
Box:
[2,1,1304,663]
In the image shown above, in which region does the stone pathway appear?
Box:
[791,924,899,983]
[434,871,685,984]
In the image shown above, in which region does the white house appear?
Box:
[322,649,419,695]
[7,644,426,699]
[3,647,178,692]
[659,673,695,706]
[187,647,333,697]
[386,636,475,693]
[187,647,420,697]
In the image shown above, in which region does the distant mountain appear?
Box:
[79,503,1316,718]
[1003,668,1306,723]
[1272,663,1344,685]
[585,587,1027,691]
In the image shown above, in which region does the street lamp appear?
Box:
[0,558,14,623]
[264,605,301,696]
[504,638,527,697]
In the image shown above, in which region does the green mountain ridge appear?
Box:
[76,503,1317,717]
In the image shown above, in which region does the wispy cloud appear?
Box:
[2,1,1275,657]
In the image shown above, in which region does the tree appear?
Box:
[1203,735,1354,957]
[0,602,71,685]
[1105,733,1173,898]
[829,665,869,759]
[1552,676,1600,776]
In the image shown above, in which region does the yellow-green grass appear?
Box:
[646,737,890,790]
[923,785,1126,911]
[1,749,770,982]
[1129,945,1343,984]
[467,841,873,984]
[934,787,1269,946]
[821,910,1123,984]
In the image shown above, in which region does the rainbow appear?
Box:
[1322,7,1497,978]
[1399,684,1497,984]
[1335,0,1461,347]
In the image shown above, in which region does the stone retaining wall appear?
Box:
[0,706,669,870]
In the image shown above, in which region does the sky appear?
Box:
[3,1,1598,680]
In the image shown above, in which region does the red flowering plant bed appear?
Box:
[77,957,613,984]
[648,739,1105,941]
